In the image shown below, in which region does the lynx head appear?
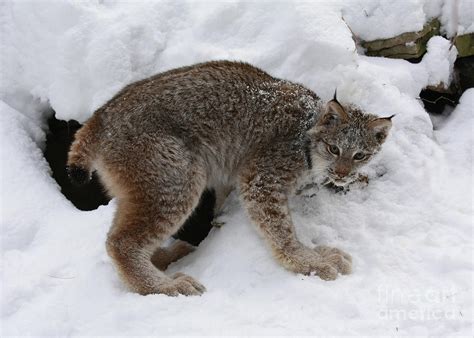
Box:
[307,95,393,187]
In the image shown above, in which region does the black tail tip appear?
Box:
[67,165,91,186]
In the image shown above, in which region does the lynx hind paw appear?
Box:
[314,245,352,275]
[145,273,205,296]
[171,272,206,296]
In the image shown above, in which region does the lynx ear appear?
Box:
[368,115,394,143]
[317,99,349,128]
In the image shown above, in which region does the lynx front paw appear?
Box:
[314,245,352,275]
[282,245,352,281]
[155,273,206,296]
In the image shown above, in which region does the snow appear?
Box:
[421,36,457,87]
[1,1,472,336]
[342,0,473,41]
[441,0,474,37]
[342,0,429,41]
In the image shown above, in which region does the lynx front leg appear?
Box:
[239,164,351,280]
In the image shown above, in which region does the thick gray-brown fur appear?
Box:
[67,61,392,296]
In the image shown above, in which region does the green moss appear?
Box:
[455,34,474,57]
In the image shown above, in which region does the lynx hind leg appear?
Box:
[151,240,195,271]
[106,203,206,296]
[104,147,207,296]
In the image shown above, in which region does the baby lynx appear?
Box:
[68,61,392,296]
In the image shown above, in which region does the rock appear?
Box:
[362,19,440,59]
[455,56,474,90]
[455,33,474,57]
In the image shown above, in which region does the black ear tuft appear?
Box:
[67,165,91,186]
[333,89,339,103]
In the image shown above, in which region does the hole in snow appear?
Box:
[420,55,473,127]
[44,112,110,211]
[43,112,215,246]
[419,89,459,115]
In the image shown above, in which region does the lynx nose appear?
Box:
[335,169,349,178]
[334,163,351,178]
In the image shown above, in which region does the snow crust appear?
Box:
[1,1,472,336]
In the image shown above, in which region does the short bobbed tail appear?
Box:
[67,114,102,186]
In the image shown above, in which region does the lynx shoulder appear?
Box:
[68,60,392,296]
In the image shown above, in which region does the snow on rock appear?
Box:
[341,0,429,41]
[342,0,472,41]
[441,0,474,37]
[0,1,472,336]
[421,36,458,87]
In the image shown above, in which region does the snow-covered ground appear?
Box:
[1,1,472,336]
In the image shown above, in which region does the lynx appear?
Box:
[67,61,392,296]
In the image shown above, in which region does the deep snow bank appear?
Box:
[1,1,472,336]
[2,1,472,122]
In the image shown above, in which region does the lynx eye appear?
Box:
[327,144,340,156]
[353,152,366,161]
